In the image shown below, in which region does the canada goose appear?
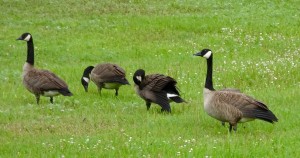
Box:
[81,63,130,96]
[194,49,278,132]
[17,33,73,104]
[133,69,185,113]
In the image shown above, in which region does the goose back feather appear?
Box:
[91,63,129,85]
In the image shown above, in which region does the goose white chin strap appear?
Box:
[136,76,142,82]
[24,34,31,41]
[83,77,90,83]
[203,51,212,59]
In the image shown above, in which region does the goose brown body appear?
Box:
[194,49,278,132]
[204,89,275,123]
[17,33,72,104]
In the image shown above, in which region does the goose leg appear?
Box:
[161,104,171,113]
[115,88,119,96]
[221,121,225,126]
[146,102,151,110]
[229,123,237,132]
[50,97,54,104]
[233,125,237,132]
[161,108,171,113]
[98,88,102,96]
[35,95,40,105]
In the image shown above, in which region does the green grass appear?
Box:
[1,0,300,157]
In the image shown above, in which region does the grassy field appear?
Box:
[1,0,300,157]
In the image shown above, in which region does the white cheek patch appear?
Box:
[203,51,212,59]
[83,77,90,83]
[167,93,178,99]
[136,76,142,82]
[24,34,31,41]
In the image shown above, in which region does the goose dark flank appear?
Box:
[194,49,278,132]
[17,33,73,104]
[133,69,185,113]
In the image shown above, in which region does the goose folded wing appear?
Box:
[34,70,69,91]
[93,64,127,83]
[239,96,277,122]
[144,74,177,92]
[215,91,274,121]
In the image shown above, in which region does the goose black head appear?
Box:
[81,66,94,92]
[17,33,32,42]
[194,49,212,59]
[133,69,145,85]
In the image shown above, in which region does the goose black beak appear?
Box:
[193,52,202,56]
[83,85,88,92]
[16,37,22,40]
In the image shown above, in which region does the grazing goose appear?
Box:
[81,63,130,96]
[194,49,278,132]
[133,69,185,113]
[17,33,73,104]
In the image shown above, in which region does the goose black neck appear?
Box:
[133,76,141,85]
[205,55,215,91]
[26,39,34,65]
[83,66,94,78]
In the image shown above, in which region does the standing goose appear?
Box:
[17,33,73,104]
[81,63,130,96]
[194,49,278,132]
[133,69,185,113]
